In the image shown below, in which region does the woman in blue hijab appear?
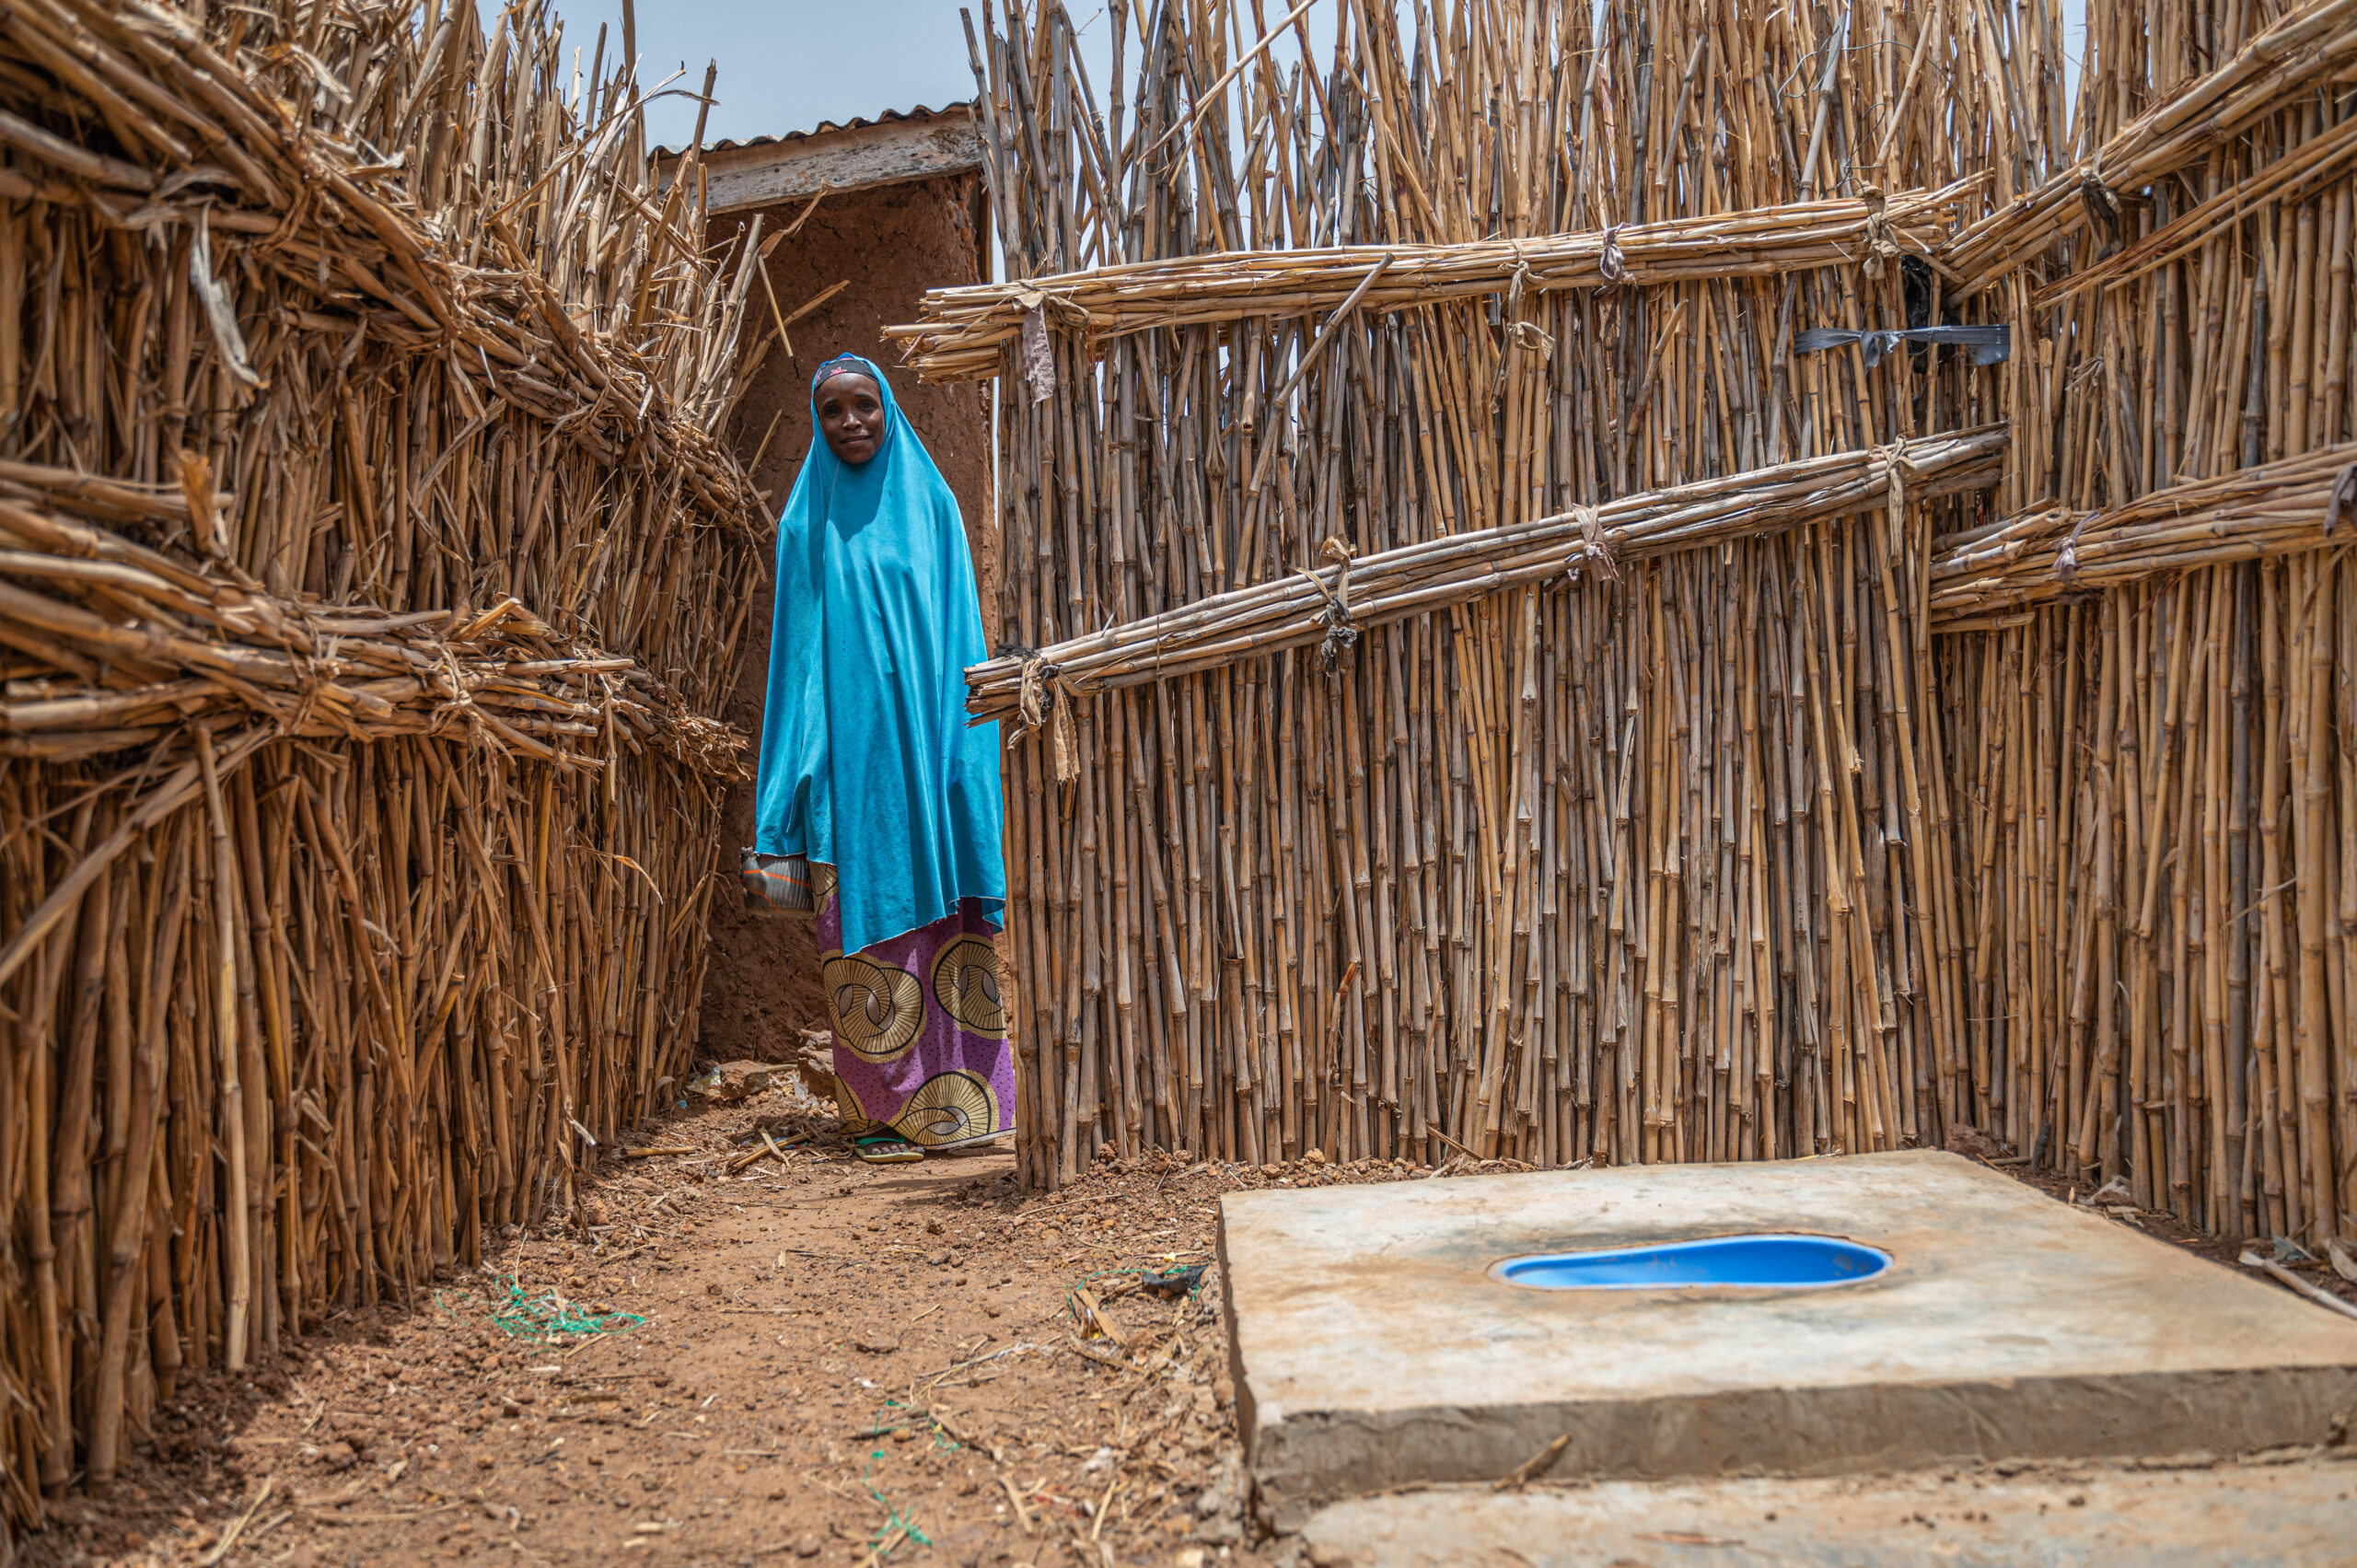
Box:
[750,354,1008,1164]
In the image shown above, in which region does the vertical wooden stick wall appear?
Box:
[0,0,764,1531]
[954,0,2053,1190]
[1936,0,2357,1243]
[953,0,2354,1245]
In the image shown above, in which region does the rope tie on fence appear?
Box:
[1016,654,1044,728]
[1492,258,1556,370]
[2053,510,2097,582]
[435,644,479,739]
[2079,155,2121,250]
[1874,435,1911,519]
[2328,461,2357,537]
[1017,296,1058,404]
[1858,185,1905,281]
[1506,319,1557,359]
[1017,656,1080,783]
[1563,504,1619,583]
[1297,537,1360,672]
[1051,681,1077,781]
[1597,224,1628,285]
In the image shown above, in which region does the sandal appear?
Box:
[853,1132,923,1165]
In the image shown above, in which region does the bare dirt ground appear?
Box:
[22,1083,1354,1568]
[20,1091,2356,1568]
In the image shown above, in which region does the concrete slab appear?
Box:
[1295,1455,2357,1567]
[1217,1152,2357,1526]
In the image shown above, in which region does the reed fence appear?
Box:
[0,0,761,1530]
[940,0,2041,1191]
[926,0,2355,1255]
[1932,0,2357,1241]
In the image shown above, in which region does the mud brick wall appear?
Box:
[699,173,996,1063]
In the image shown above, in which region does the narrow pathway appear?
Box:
[34,1089,1281,1568]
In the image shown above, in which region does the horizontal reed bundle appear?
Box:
[1930,443,2357,621]
[0,482,740,773]
[888,186,1973,382]
[2032,106,2357,307]
[0,0,763,1532]
[968,428,2006,719]
[1943,0,2357,292]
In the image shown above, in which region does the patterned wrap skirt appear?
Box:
[814,865,1015,1149]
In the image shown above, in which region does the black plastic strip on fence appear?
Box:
[1791,325,2011,368]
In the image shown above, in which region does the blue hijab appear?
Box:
[752,355,1004,951]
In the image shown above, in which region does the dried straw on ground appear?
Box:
[0,0,762,1529]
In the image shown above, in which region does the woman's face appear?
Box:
[816,371,886,465]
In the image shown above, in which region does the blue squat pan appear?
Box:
[1493,1233,1892,1290]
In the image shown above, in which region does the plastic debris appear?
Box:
[488,1279,645,1343]
[1140,1263,1208,1297]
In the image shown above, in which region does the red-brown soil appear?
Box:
[26,1086,1340,1568]
[2005,1163,2357,1310]
[22,1102,2354,1568]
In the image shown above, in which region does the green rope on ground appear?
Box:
[878,1397,961,1452]
[1063,1267,1144,1328]
[861,1447,933,1556]
[486,1277,645,1343]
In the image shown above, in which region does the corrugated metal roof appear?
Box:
[655,101,972,160]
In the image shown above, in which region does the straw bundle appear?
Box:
[0,474,737,774]
[940,0,2044,1191]
[1930,443,2357,621]
[1942,0,2357,293]
[969,427,2006,719]
[888,186,1974,382]
[0,0,761,1527]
